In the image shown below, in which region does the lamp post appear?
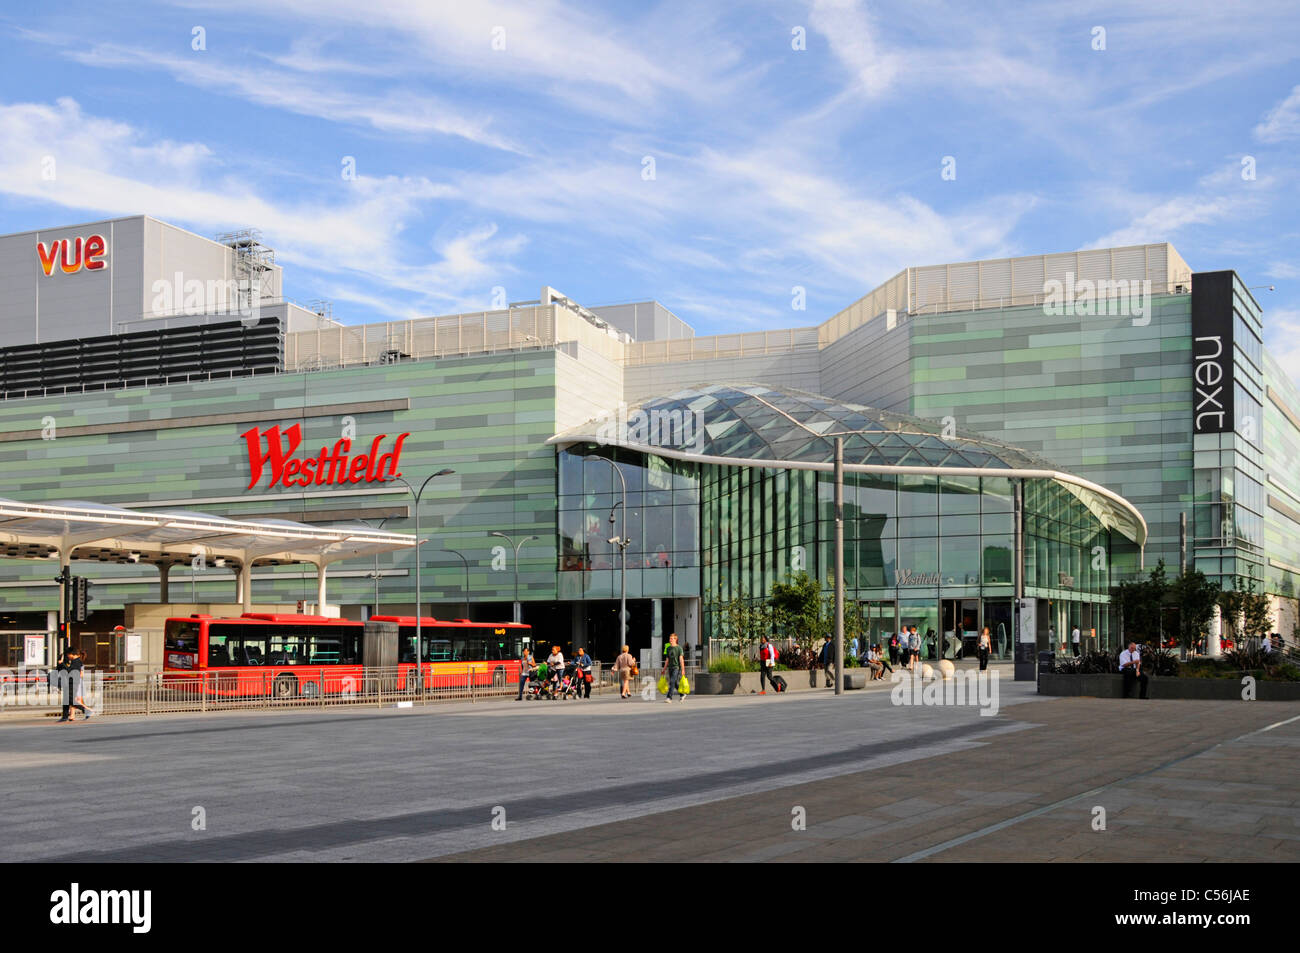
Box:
[490,532,537,624]
[445,548,471,620]
[387,469,456,689]
[602,458,630,649]
[364,516,391,612]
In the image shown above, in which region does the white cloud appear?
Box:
[0,98,523,316]
[1255,84,1300,142]
[807,0,900,97]
[1264,307,1300,389]
[67,43,521,152]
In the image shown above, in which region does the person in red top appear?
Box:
[758,637,778,694]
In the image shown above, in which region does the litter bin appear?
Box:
[1037,650,1055,677]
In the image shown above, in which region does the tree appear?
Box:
[770,571,829,654]
[1242,580,1272,642]
[1168,569,1220,658]
[713,585,769,658]
[1112,560,1169,641]
[1217,578,1248,648]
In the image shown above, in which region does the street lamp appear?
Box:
[364,516,391,612]
[445,548,471,620]
[387,468,456,689]
[603,457,630,648]
[489,531,537,623]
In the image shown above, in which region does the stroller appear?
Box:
[523,662,554,700]
[555,662,582,700]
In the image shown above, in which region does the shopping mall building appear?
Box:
[1,215,1297,665]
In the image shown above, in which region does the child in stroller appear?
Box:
[555,661,582,700]
[523,661,553,700]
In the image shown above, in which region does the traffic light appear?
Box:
[71,576,93,622]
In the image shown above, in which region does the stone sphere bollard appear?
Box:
[938,659,956,680]
[921,663,935,681]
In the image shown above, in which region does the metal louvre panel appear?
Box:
[913,265,947,309]
[1076,248,1110,281]
[1012,255,1044,297]
[1111,245,1147,282]
[1043,252,1075,289]
[979,259,1011,301]
[947,262,979,303]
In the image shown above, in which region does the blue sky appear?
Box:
[1,1,1298,376]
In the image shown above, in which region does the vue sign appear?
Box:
[242,424,410,490]
[36,235,108,276]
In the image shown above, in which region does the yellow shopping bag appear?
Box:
[678,674,691,696]
[657,674,669,695]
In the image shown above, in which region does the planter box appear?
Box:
[693,670,832,694]
[1037,673,1300,701]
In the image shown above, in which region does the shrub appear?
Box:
[708,654,755,674]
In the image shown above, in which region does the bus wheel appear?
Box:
[492,666,506,688]
[272,674,298,700]
[301,681,320,699]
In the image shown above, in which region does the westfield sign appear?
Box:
[242,425,410,490]
[37,234,108,276]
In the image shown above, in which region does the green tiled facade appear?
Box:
[0,352,561,613]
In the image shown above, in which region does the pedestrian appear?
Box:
[888,632,899,666]
[546,644,565,696]
[574,646,593,698]
[515,646,535,700]
[613,644,637,697]
[758,635,778,694]
[877,642,893,678]
[663,632,684,703]
[1119,641,1148,699]
[866,643,884,680]
[1263,633,1274,656]
[908,626,920,670]
[978,626,991,671]
[1071,624,1081,657]
[57,647,90,723]
[820,635,836,687]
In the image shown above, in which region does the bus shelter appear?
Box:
[0,498,417,664]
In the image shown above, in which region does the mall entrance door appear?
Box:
[863,601,896,655]
[941,599,979,659]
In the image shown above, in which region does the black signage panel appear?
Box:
[1190,271,1235,435]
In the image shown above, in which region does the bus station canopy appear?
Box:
[0,498,417,569]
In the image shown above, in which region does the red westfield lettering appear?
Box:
[241,424,409,490]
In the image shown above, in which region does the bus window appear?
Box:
[165,620,200,653]
[268,635,306,666]
[308,631,360,665]
[208,634,231,667]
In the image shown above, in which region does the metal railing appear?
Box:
[1,663,620,717]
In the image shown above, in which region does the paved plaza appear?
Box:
[1,678,1297,863]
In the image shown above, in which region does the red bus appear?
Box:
[163,613,530,698]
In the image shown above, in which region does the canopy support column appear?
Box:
[158,563,170,604]
[316,562,328,614]
[238,562,253,611]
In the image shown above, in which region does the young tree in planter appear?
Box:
[1242,580,1273,645]
[770,571,828,656]
[1217,578,1247,650]
[1112,560,1169,643]
[1169,569,1220,659]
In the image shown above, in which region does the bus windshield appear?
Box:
[165,620,201,654]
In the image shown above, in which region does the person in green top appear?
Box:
[663,632,685,703]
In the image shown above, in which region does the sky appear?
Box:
[1,1,1298,378]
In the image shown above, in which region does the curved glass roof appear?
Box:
[550,383,1147,545]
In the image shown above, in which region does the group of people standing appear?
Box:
[514,644,594,700]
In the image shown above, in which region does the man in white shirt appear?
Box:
[1118,641,1148,699]
[1263,633,1274,656]
[1071,625,1081,657]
